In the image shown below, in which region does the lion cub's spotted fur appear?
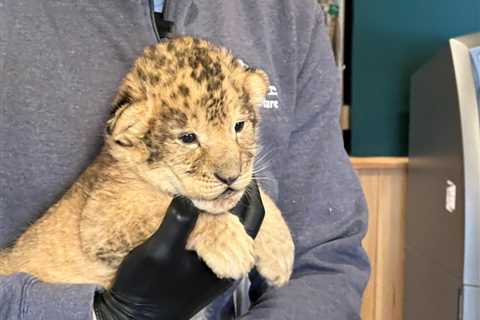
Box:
[0,37,294,288]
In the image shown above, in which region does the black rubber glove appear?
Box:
[94,181,265,320]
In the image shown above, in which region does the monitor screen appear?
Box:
[470,47,480,99]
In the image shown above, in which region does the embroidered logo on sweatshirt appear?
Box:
[263,85,279,109]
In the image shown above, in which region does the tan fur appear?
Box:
[0,36,294,288]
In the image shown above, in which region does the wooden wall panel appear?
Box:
[353,158,408,320]
[374,169,406,320]
[358,169,379,320]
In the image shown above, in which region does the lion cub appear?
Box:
[0,37,294,288]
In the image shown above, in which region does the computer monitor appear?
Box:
[406,33,480,320]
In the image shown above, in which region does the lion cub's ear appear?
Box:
[243,68,270,107]
[106,102,151,147]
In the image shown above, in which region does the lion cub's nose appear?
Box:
[214,173,240,186]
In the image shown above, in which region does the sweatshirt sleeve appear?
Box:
[0,273,98,320]
[243,8,371,320]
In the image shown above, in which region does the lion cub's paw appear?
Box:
[255,231,294,287]
[187,213,255,280]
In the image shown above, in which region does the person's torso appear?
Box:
[0,0,315,318]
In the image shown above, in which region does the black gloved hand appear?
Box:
[94,181,265,320]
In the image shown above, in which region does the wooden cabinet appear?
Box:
[352,158,408,320]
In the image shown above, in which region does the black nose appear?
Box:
[214,173,240,185]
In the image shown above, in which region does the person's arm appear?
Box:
[243,8,370,320]
[92,184,264,320]
[0,273,97,320]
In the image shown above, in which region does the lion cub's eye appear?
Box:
[235,121,245,133]
[179,133,197,144]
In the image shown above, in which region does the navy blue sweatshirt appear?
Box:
[0,0,370,319]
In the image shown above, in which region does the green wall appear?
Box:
[351,1,480,156]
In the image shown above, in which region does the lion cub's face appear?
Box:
[105,37,269,213]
